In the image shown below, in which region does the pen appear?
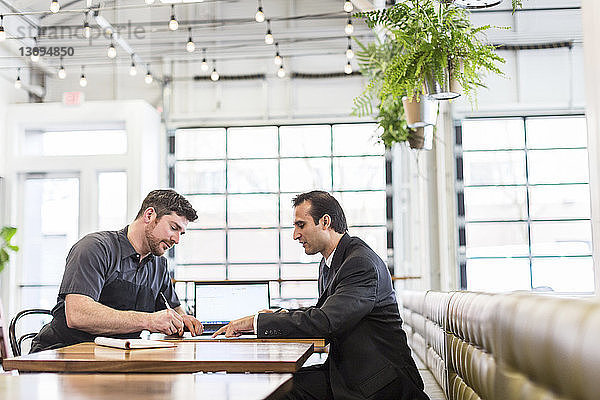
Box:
[160,292,171,310]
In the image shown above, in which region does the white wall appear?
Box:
[582,0,600,295]
[455,1,584,115]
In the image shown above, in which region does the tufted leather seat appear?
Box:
[399,290,599,400]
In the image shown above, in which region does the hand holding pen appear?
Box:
[154,292,184,336]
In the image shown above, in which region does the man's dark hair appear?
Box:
[136,189,198,222]
[292,191,348,234]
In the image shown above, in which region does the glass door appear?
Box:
[21,174,80,310]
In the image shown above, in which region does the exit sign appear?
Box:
[62,91,84,106]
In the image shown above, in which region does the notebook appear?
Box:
[195,281,271,334]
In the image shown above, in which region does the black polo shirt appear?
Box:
[52,226,180,315]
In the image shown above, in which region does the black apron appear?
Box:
[30,269,157,353]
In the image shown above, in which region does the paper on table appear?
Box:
[94,336,176,350]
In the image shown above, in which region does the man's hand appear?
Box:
[180,314,204,336]
[148,309,185,335]
[212,315,254,338]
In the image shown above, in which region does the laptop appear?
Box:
[195,281,271,335]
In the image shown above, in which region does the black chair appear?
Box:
[9,309,52,356]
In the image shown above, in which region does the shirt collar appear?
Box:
[118,226,141,262]
[324,248,336,268]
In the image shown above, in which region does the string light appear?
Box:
[14,68,21,89]
[50,0,60,13]
[145,67,153,84]
[83,13,91,39]
[346,37,354,59]
[344,61,352,75]
[107,41,117,58]
[169,5,179,31]
[30,37,39,62]
[265,19,273,44]
[345,18,354,35]
[343,0,353,13]
[58,57,66,79]
[277,65,285,78]
[186,28,195,52]
[274,42,282,66]
[211,60,219,81]
[255,0,265,22]
[79,66,88,87]
[201,48,209,71]
[129,55,137,76]
[0,16,5,41]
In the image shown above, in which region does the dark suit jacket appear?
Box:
[258,233,427,399]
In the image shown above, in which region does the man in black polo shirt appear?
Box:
[30,189,203,352]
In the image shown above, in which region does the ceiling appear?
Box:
[0,0,376,80]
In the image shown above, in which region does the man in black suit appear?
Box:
[213,191,429,400]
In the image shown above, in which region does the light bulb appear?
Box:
[345,21,354,35]
[50,0,60,13]
[186,39,195,53]
[344,62,352,75]
[201,59,209,71]
[107,43,116,58]
[14,77,21,89]
[274,54,282,66]
[145,72,153,84]
[79,74,87,87]
[346,48,354,59]
[0,27,6,42]
[255,7,265,23]
[211,69,219,81]
[277,66,285,78]
[145,0,154,4]
[169,16,178,31]
[343,0,353,12]
[58,66,66,79]
[265,31,273,45]
[129,63,137,76]
[83,22,91,39]
[31,53,39,62]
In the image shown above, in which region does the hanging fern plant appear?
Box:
[357,0,505,103]
[352,38,412,147]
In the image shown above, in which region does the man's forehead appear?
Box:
[293,201,313,222]
[162,212,189,226]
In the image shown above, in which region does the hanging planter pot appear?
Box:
[424,68,461,101]
[402,96,439,128]
[407,126,434,150]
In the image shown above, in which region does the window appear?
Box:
[456,116,594,294]
[173,124,387,308]
[23,128,127,156]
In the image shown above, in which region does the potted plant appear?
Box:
[357,0,505,103]
[0,226,18,359]
[352,38,436,149]
[0,226,18,274]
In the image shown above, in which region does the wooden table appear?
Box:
[0,372,293,400]
[2,341,313,373]
[160,333,328,352]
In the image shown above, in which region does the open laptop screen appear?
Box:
[195,281,271,325]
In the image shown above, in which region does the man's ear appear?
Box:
[143,207,156,223]
[321,214,331,230]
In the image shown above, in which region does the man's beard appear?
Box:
[145,225,171,256]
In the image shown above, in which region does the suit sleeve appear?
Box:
[257,256,377,339]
